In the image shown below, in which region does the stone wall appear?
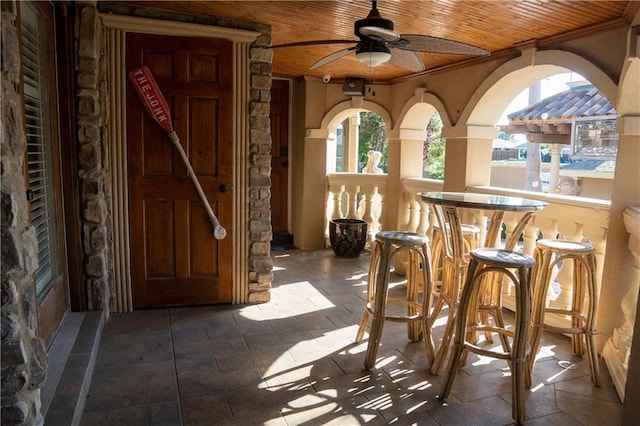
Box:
[1,1,47,424]
[76,1,113,314]
[248,42,274,303]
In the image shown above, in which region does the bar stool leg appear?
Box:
[430,262,463,375]
[584,251,600,386]
[355,241,382,343]
[363,241,392,369]
[526,246,551,386]
[438,259,480,397]
[405,249,422,342]
[420,242,436,366]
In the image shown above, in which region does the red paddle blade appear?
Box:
[128,66,174,134]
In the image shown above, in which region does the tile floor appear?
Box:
[80,249,622,425]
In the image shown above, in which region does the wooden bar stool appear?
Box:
[527,239,601,387]
[355,231,435,369]
[430,223,480,294]
[438,248,535,425]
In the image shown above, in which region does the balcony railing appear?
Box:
[326,173,389,247]
[326,173,610,329]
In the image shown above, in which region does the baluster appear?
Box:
[324,191,334,247]
[502,212,519,249]
[398,191,412,231]
[522,220,540,255]
[406,192,419,232]
[469,210,488,246]
[328,189,338,220]
[347,185,359,219]
[582,225,607,295]
[416,198,430,236]
[336,185,346,219]
[357,187,368,221]
[369,186,382,236]
[540,218,560,240]
[343,185,352,218]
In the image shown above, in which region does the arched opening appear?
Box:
[492,72,618,200]
[328,110,389,174]
[423,112,446,180]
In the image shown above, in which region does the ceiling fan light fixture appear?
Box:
[356,47,391,67]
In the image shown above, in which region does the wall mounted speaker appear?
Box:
[343,78,365,96]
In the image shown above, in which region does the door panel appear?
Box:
[126,33,233,308]
[270,79,290,234]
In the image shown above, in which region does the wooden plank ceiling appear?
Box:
[119,1,638,82]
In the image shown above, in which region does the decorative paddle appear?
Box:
[128,65,227,240]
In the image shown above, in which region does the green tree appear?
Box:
[423,113,445,179]
[358,111,387,171]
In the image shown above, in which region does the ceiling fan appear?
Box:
[269,0,490,73]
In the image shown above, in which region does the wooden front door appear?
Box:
[270,79,290,234]
[126,33,233,308]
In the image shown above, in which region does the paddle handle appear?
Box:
[128,66,227,240]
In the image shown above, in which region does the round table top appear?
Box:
[419,191,548,212]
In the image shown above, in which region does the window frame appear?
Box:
[18,0,74,346]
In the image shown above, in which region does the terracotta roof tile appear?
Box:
[508,84,617,122]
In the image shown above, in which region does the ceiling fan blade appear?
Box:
[310,47,357,70]
[359,26,400,42]
[389,48,425,73]
[269,40,356,49]
[396,34,490,56]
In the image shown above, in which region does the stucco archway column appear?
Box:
[442,125,497,191]
[601,114,640,402]
[294,128,330,250]
[345,114,361,172]
[386,128,427,230]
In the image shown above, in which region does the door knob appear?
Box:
[218,184,229,193]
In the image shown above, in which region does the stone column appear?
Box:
[76,1,112,313]
[1,2,47,424]
[248,46,274,303]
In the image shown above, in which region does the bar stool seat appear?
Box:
[527,239,601,387]
[438,248,535,425]
[355,231,435,369]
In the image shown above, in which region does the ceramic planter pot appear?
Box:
[329,218,368,258]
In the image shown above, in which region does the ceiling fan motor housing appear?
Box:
[356,41,390,56]
[354,7,394,37]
